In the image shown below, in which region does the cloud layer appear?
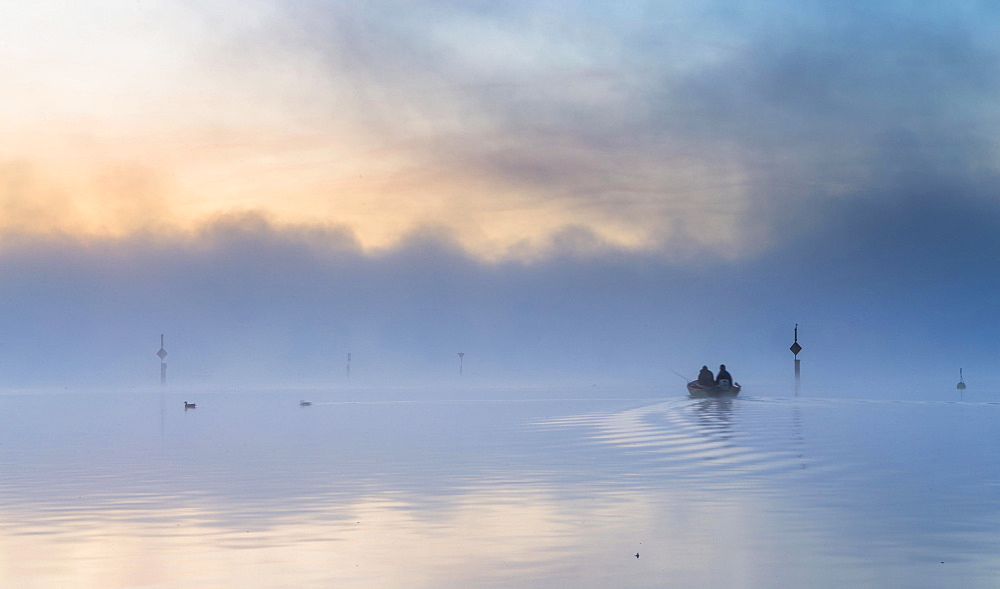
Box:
[4,1,999,259]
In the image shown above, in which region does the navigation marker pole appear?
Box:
[790,324,802,396]
[157,334,168,385]
[458,352,465,376]
[347,353,351,380]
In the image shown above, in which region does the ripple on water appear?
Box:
[534,396,869,486]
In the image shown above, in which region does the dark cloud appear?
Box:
[211,0,1000,260]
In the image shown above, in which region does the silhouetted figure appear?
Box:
[715,364,733,386]
[697,366,715,386]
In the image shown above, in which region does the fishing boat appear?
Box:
[687,379,741,398]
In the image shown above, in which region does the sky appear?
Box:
[2,0,1000,393]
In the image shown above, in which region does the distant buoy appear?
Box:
[957,368,966,390]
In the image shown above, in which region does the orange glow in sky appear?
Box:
[0,2,765,261]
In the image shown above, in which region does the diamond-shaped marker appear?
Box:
[157,348,168,359]
[790,342,802,356]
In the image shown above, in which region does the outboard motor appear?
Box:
[717,379,731,390]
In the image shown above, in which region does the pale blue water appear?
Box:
[1,388,998,588]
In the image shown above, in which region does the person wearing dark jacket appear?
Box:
[697,366,715,386]
[716,364,733,385]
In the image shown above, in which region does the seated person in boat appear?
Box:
[697,366,715,386]
[715,364,733,385]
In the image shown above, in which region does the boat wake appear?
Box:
[533,397,849,485]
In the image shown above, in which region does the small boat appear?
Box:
[687,379,741,398]
[299,400,312,406]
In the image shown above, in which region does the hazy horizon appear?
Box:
[1,203,995,394]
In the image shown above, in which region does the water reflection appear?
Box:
[1,391,1000,587]
[691,397,735,439]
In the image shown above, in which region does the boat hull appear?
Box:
[686,381,741,398]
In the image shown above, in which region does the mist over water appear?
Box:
[1,209,997,394]
[2,386,998,588]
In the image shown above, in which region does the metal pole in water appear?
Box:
[157,334,168,385]
[458,352,465,376]
[794,358,800,394]
[790,324,802,396]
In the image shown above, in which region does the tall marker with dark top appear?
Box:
[790,324,802,395]
[157,334,168,385]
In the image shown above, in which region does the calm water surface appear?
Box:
[1,388,999,588]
